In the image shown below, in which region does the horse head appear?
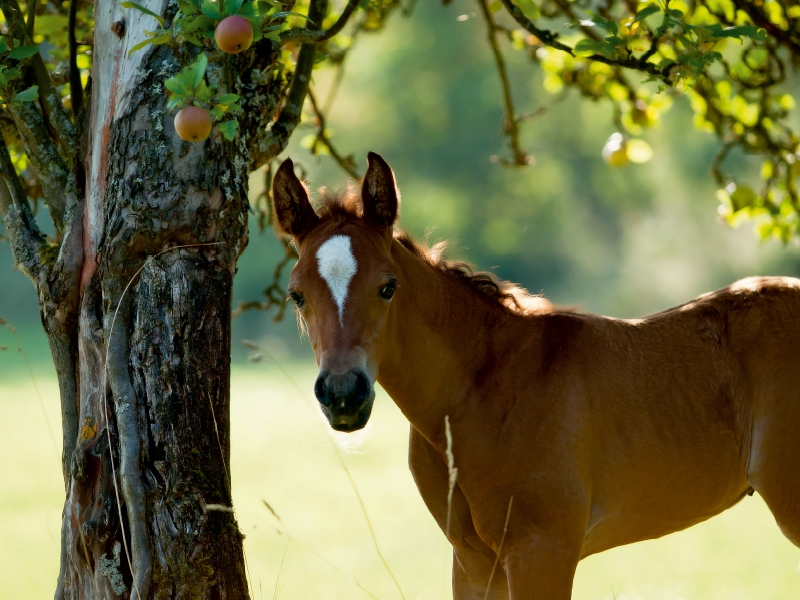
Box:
[271,152,400,432]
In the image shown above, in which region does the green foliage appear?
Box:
[122,0,317,140]
[505,0,799,241]
[123,0,311,53]
[162,53,241,135]
[0,38,38,107]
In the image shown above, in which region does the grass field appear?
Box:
[1,362,799,599]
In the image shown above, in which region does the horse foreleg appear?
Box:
[408,426,509,599]
[501,530,582,600]
[453,545,509,600]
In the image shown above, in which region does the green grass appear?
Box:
[1,363,798,599]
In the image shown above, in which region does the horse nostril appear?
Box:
[314,374,330,406]
[354,371,371,404]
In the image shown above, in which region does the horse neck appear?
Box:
[377,238,517,443]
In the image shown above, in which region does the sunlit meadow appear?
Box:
[1,359,798,599]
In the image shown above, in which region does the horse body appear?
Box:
[271,153,800,599]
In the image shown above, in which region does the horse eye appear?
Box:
[288,291,304,307]
[379,281,397,301]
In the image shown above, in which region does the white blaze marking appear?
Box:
[316,235,357,325]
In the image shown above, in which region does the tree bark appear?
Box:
[54,2,253,594]
[0,0,334,594]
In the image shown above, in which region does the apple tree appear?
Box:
[2,0,799,597]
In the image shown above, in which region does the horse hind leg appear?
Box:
[747,379,800,547]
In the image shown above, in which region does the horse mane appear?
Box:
[314,187,553,316]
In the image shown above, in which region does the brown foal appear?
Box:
[271,152,800,599]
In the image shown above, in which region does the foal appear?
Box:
[271,152,800,599]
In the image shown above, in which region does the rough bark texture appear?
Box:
[57,31,252,599]
[0,0,333,594]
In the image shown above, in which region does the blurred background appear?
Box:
[2,0,800,597]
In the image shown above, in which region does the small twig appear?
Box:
[252,0,329,168]
[25,0,34,35]
[68,0,83,117]
[444,415,458,539]
[280,0,360,45]
[484,495,514,600]
[497,0,673,83]
[478,0,531,166]
[0,134,32,215]
[232,238,298,321]
[307,87,361,179]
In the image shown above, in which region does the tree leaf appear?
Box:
[34,14,70,34]
[165,78,186,95]
[0,38,7,55]
[225,0,244,15]
[179,0,201,14]
[270,11,316,24]
[239,2,259,17]
[121,2,166,27]
[190,53,208,90]
[216,93,240,104]
[12,85,39,103]
[626,139,653,163]
[512,0,540,19]
[574,38,614,58]
[3,68,22,82]
[194,79,212,101]
[201,0,224,19]
[8,46,39,60]
[633,5,660,23]
[128,38,154,55]
[730,185,758,211]
[150,33,172,45]
[218,119,239,141]
[182,14,214,33]
[708,24,766,41]
[167,96,185,111]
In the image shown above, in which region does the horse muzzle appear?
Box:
[314,369,375,432]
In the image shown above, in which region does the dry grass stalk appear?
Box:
[445,415,458,538]
[484,495,514,600]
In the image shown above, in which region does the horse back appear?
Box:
[534,276,800,554]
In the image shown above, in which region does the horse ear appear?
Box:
[271,158,320,239]
[361,152,400,228]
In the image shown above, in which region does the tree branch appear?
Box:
[68,0,83,117]
[280,0,359,45]
[478,0,530,166]
[498,0,673,83]
[250,0,330,169]
[0,129,33,215]
[307,87,361,179]
[731,0,800,55]
[7,99,71,235]
[0,135,45,279]
[25,0,35,35]
[0,0,77,163]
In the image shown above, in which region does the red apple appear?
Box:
[174,106,212,142]
[215,16,254,54]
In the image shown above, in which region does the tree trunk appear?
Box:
[54,7,252,597]
[0,0,332,594]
